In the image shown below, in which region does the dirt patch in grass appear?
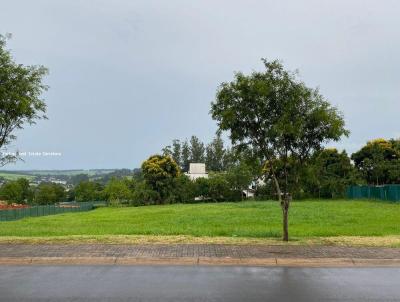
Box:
[1,235,400,247]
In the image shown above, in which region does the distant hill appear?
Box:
[17,169,117,176]
[0,169,131,182]
[0,171,35,181]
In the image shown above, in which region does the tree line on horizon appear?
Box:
[160,134,234,173]
[1,136,399,206]
[161,135,400,185]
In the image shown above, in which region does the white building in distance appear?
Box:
[185,163,208,181]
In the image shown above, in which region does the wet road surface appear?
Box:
[0,266,399,301]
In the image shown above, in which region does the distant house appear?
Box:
[184,163,265,200]
[185,163,208,181]
[50,180,67,185]
[243,178,266,198]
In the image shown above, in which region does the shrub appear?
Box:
[170,175,196,203]
[34,183,66,205]
[131,181,160,206]
[193,173,238,202]
[208,173,230,201]
[74,181,104,202]
[103,178,133,206]
[254,183,274,200]
[193,177,210,201]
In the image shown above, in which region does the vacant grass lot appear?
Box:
[0,200,399,238]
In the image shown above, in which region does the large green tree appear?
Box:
[0,34,48,165]
[171,139,181,167]
[0,178,32,204]
[189,135,205,163]
[181,140,190,172]
[141,154,181,203]
[74,181,104,202]
[205,134,226,172]
[103,178,133,205]
[34,183,66,205]
[211,59,348,241]
[351,139,400,185]
[226,162,253,200]
[308,148,358,198]
[162,139,183,169]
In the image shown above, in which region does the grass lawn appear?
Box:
[0,200,399,241]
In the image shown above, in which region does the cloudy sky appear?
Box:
[1,0,399,170]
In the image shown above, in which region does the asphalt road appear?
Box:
[0,266,399,302]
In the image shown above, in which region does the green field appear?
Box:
[0,169,117,180]
[0,200,399,238]
[19,169,116,176]
[0,172,34,181]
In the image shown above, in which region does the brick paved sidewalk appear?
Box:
[1,244,400,266]
[1,244,400,259]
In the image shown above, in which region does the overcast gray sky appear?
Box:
[1,0,399,170]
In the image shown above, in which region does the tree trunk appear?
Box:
[282,195,290,242]
[272,174,282,203]
[271,174,290,241]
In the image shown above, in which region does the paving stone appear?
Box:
[1,243,400,260]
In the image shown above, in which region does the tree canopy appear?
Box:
[307,148,358,198]
[0,34,48,165]
[0,178,32,204]
[34,183,66,205]
[141,154,181,203]
[162,134,233,172]
[351,138,400,185]
[211,59,349,240]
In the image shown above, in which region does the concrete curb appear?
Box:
[2,257,400,267]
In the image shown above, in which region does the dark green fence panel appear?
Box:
[0,202,94,222]
[361,186,370,199]
[347,186,363,199]
[347,185,400,202]
[387,185,400,201]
